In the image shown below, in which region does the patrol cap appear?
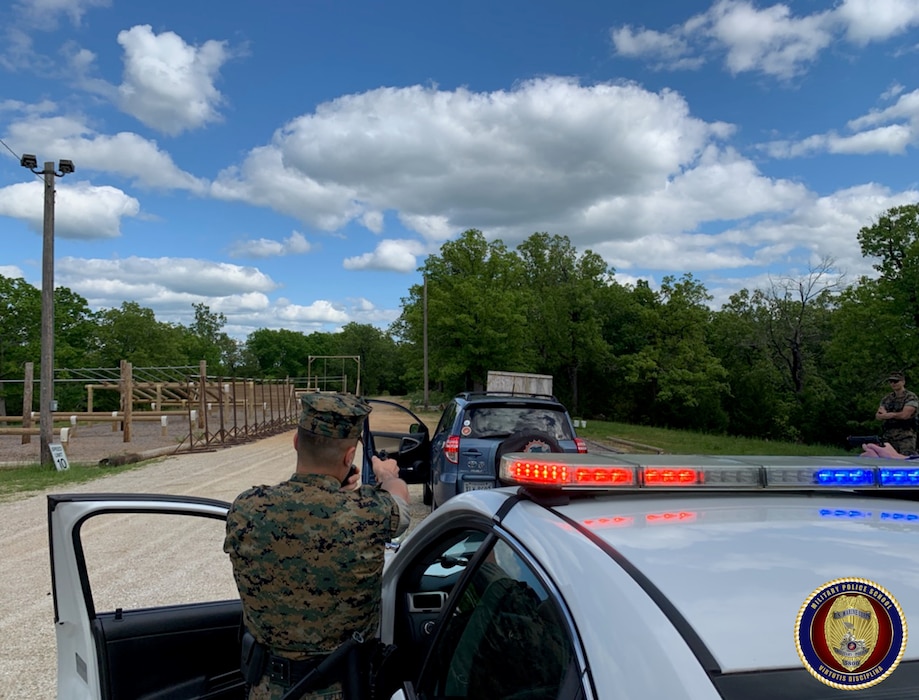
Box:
[298,392,371,439]
[888,372,905,382]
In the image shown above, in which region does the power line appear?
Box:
[0,135,22,160]
[0,136,43,180]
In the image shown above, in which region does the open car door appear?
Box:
[47,493,244,700]
[361,399,430,486]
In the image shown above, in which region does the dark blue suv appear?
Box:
[362,392,586,509]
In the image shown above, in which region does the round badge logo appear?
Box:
[795,578,907,691]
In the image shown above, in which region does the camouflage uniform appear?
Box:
[224,393,409,700]
[879,386,919,456]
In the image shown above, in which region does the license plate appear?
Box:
[464,481,495,491]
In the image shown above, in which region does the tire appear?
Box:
[494,430,563,474]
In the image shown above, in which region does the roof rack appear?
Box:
[456,391,560,402]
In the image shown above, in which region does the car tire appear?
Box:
[495,430,563,473]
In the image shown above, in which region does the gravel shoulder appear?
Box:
[0,428,430,700]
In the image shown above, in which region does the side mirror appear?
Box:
[409,422,421,433]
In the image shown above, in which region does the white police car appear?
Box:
[48,453,919,699]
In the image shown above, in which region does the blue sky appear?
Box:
[2,0,919,339]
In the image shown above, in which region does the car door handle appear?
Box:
[463,449,482,456]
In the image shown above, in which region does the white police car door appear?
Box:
[48,493,243,700]
[386,529,587,700]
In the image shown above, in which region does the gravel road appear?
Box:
[0,429,430,700]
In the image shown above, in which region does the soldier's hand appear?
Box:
[340,464,361,491]
[371,455,399,483]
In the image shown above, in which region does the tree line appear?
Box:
[2,203,918,446]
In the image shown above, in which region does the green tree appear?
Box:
[182,303,238,374]
[395,229,531,393]
[617,274,729,431]
[516,233,610,413]
[334,322,404,396]
[89,302,186,367]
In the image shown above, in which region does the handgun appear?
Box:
[846,435,886,448]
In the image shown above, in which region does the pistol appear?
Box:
[846,435,886,448]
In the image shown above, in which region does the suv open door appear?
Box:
[361,399,430,486]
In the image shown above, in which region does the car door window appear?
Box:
[80,511,237,611]
[435,402,458,437]
[420,539,579,700]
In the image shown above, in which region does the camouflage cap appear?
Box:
[888,372,906,382]
[298,392,371,439]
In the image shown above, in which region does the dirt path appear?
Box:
[0,428,430,700]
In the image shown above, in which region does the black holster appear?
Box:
[240,631,268,686]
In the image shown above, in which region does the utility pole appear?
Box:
[20,154,74,467]
[423,275,429,409]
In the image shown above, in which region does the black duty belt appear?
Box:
[267,654,324,686]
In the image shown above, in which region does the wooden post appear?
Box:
[86,385,94,412]
[198,360,208,436]
[122,360,133,443]
[22,362,34,444]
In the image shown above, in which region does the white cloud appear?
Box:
[13,0,110,30]
[610,0,919,79]
[343,239,425,272]
[0,180,140,239]
[116,25,232,135]
[216,77,743,249]
[6,112,208,191]
[761,88,919,158]
[227,231,313,258]
[57,256,278,297]
[835,0,919,44]
[275,298,349,324]
[0,265,26,279]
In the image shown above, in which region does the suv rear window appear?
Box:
[463,406,573,440]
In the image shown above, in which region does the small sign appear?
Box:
[49,443,70,471]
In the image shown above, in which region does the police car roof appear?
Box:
[535,490,919,673]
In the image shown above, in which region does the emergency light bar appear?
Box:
[498,452,919,490]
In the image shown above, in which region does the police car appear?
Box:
[48,452,919,699]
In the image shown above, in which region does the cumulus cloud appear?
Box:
[115,25,232,135]
[610,0,919,79]
[5,111,208,191]
[343,239,426,272]
[228,231,313,258]
[215,77,745,249]
[0,180,140,239]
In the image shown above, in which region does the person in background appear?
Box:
[224,392,411,700]
[875,372,919,456]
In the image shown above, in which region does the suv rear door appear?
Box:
[48,493,242,700]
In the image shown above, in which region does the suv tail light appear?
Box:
[445,435,460,464]
[574,437,588,454]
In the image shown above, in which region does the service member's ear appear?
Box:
[344,444,357,467]
[293,432,299,451]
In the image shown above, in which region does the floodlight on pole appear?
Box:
[20,154,75,467]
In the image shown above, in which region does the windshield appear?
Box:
[464,406,573,440]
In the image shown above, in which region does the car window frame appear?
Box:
[410,526,589,700]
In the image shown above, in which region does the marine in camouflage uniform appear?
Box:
[224,392,410,700]
[876,372,919,456]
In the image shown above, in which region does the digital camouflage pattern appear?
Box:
[298,392,371,439]
[224,472,403,700]
[880,389,919,455]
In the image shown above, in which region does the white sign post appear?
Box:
[49,443,70,471]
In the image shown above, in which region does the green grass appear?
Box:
[577,420,853,456]
[0,459,156,502]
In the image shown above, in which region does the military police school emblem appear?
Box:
[795,578,908,690]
